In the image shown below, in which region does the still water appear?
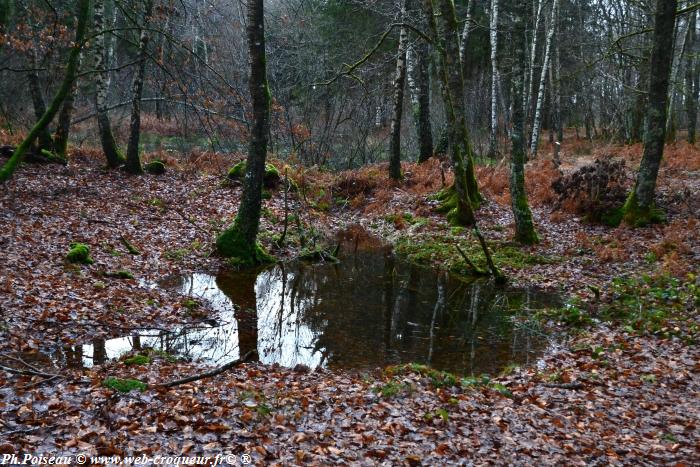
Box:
[57,240,559,376]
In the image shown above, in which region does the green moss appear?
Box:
[104,270,134,279]
[600,207,624,227]
[621,191,665,227]
[66,242,94,264]
[144,159,166,175]
[123,354,151,366]
[102,377,147,393]
[40,149,67,165]
[227,161,280,187]
[216,222,275,266]
[261,190,272,200]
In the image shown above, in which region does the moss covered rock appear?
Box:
[227,161,281,188]
[102,377,147,393]
[145,159,166,175]
[66,242,93,264]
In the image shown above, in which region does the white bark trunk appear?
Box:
[529,0,559,158]
[489,0,500,156]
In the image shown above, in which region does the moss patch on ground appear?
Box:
[66,242,94,265]
[102,377,148,393]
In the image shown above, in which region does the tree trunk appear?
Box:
[0,0,90,182]
[525,0,545,127]
[27,67,54,153]
[666,9,691,141]
[423,0,481,226]
[509,0,538,245]
[551,18,562,167]
[389,4,409,180]
[215,0,273,265]
[125,0,154,175]
[459,0,474,80]
[529,0,559,159]
[53,52,82,158]
[93,0,123,168]
[685,9,697,145]
[407,45,434,162]
[488,0,499,157]
[622,0,678,226]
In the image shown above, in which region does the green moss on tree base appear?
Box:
[66,242,94,264]
[621,192,665,227]
[434,186,474,227]
[216,223,274,266]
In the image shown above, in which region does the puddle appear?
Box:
[54,233,560,376]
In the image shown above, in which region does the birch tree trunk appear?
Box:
[525,0,545,126]
[93,0,123,168]
[510,0,538,244]
[406,45,433,162]
[622,0,678,226]
[389,4,409,180]
[529,0,558,158]
[216,0,273,264]
[551,16,562,166]
[488,0,499,157]
[0,0,90,182]
[125,0,154,175]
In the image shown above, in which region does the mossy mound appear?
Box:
[621,192,665,227]
[102,377,148,393]
[123,354,151,366]
[145,159,166,175]
[433,186,474,227]
[227,161,281,188]
[215,222,275,266]
[66,242,94,264]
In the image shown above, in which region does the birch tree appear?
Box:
[622,0,678,226]
[687,9,698,144]
[389,2,409,180]
[488,0,499,157]
[125,0,154,175]
[406,45,433,162]
[525,0,545,124]
[529,0,558,158]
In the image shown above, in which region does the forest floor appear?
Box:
[1,141,699,464]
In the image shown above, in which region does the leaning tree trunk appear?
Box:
[389,4,409,180]
[621,0,678,226]
[93,0,123,168]
[459,0,474,80]
[125,0,153,175]
[0,0,90,182]
[685,9,697,145]
[509,0,538,245]
[407,45,434,162]
[529,0,558,159]
[488,0,499,158]
[215,0,273,265]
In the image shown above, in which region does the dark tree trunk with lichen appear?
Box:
[389,6,408,180]
[215,0,273,265]
[509,0,538,244]
[622,0,677,226]
[422,0,481,226]
[125,0,153,175]
[93,0,123,168]
[0,0,90,182]
[53,53,82,158]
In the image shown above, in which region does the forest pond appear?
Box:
[59,237,560,376]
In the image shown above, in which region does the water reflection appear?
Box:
[58,249,558,376]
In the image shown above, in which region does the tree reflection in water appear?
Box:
[59,249,559,376]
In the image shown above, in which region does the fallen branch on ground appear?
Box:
[160,350,257,388]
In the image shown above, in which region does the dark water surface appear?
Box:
[56,236,560,376]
